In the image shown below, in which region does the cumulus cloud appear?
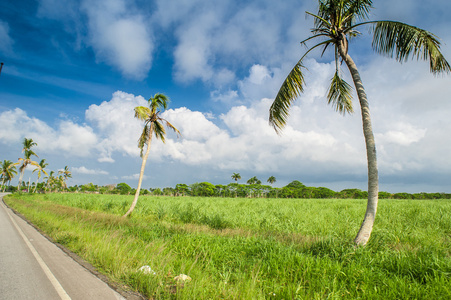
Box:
[85,91,147,162]
[122,173,147,180]
[157,0,312,85]
[376,123,426,146]
[73,166,109,175]
[0,108,98,157]
[81,0,153,79]
[210,90,239,103]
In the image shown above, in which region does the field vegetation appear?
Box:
[4,193,450,299]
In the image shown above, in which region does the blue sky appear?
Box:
[1,0,451,193]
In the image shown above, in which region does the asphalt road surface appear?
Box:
[0,193,130,300]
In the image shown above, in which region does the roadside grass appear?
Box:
[4,193,451,299]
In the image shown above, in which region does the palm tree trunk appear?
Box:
[338,43,379,246]
[18,170,25,193]
[33,178,39,193]
[123,135,152,217]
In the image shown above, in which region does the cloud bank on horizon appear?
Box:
[1,0,451,193]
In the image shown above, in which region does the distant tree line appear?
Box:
[46,179,451,200]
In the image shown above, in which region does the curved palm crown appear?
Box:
[60,166,72,180]
[270,0,449,130]
[32,159,49,192]
[18,149,39,172]
[22,138,37,151]
[135,93,181,157]
[269,0,449,246]
[33,159,48,178]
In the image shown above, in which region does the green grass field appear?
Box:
[4,193,451,299]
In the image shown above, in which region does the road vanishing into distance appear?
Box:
[0,193,131,300]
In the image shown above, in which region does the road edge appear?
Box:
[2,194,146,300]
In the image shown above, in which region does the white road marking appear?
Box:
[5,207,72,300]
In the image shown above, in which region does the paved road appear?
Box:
[0,193,131,300]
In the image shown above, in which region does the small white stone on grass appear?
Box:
[138,265,156,275]
[174,274,192,282]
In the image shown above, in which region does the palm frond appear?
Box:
[270,38,337,133]
[164,120,182,137]
[29,161,40,168]
[138,125,150,157]
[306,10,331,30]
[22,138,37,151]
[372,21,451,74]
[134,106,150,121]
[153,120,166,142]
[269,59,306,133]
[150,93,169,113]
[344,0,373,22]
[327,71,354,114]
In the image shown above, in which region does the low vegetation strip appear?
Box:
[4,193,451,299]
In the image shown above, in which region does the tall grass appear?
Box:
[4,193,451,299]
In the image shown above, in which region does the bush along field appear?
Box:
[4,193,451,299]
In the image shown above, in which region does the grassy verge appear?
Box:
[4,193,451,299]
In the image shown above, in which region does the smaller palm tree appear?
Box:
[58,166,72,190]
[45,170,55,192]
[32,159,49,193]
[124,93,181,217]
[17,138,39,192]
[231,173,241,183]
[267,176,276,185]
[247,176,261,185]
[18,150,39,192]
[1,160,18,192]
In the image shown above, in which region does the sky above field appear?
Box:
[1,0,451,193]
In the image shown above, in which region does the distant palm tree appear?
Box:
[17,138,39,192]
[124,93,181,217]
[32,159,49,193]
[58,166,72,190]
[1,160,18,192]
[247,176,261,185]
[267,176,276,185]
[269,0,449,246]
[45,170,55,192]
[231,173,241,183]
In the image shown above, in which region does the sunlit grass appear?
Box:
[5,193,451,299]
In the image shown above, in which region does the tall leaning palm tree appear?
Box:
[123,93,181,217]
[1,160,18,192]
[32,159,49,193]
[17,138,39,192]
[269,0,450,246]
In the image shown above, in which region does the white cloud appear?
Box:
[81,0,153,79]
[73,166,109,175]
[211,90,239,104]
[85,91,147,162]
[0,20,13,54]
[376,123,426,146]
[122,173,147,180]
[0,108,98,157]
[160,0,312,85]
[172,11,217,83]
